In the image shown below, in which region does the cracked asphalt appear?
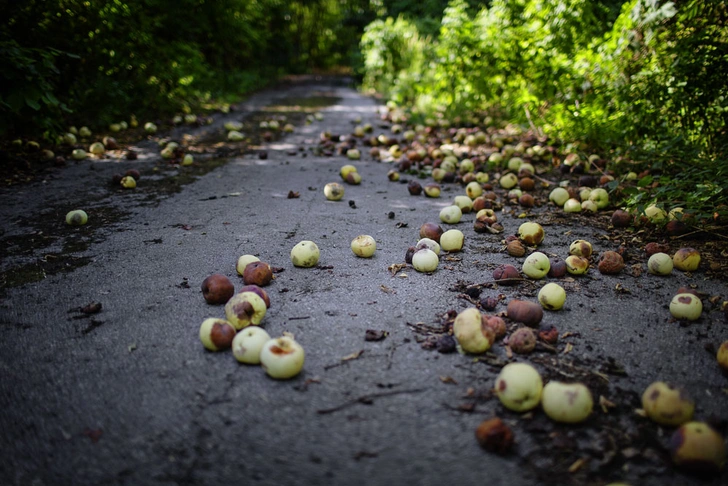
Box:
[1,77,727,486]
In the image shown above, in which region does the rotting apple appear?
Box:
[419,222,444,242]
[232,326,271,364]
[641,381,694,426]
[351,235,376,258]
[260,335,305,379]
[581,200,598,213]
[453,195,473,213]
[598,251,625,275]
[518,222,545,246]
[243,261,273,287]
[236,255,260,275]
[439,205,463,224]
[493,264,520,283]
[412,248,439,273]
[506,300,543,327]
[453,307,494,354]
[669,293,703,321]
[238,284,271,308]
[324,182,345,201]
[565,255,589,275]
[65,209,88,226]
[201,274,235,304]
[569,240,593,258]
[424,183,441,198]
[611,209,632,228]
[346,149,361,160]
[506,240,526,257]
[440,229,464,252]
[416,238,440,255]
[548,258,567,278]
[541,382,593,423]
[199,318,236,351]
[345,172,362,185]
[407,180,423,195]
[482,315,506,339]
[508,327,536,354]
[475,417,514,454]
[224,291,267,330]
[669,422,725,474]
[465,181,483,199]
[673,248,701,272]
[290,240,320,268]
[522,251,550,279]
[538,283,566,310]
[648,252,673,275]
[494,362,543,412]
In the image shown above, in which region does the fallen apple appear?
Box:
[644,204,667,223]
[538,283,566,310]
[569,240,593,258]
[232,326,272,364]
[346,149,361,160]
[351,235,376,257]
[416,238,440,255]
[474,417,514,454]
[260,335,305,379]
[465,181,483,199]
[518,222,545,246]
[120,175,136,189]
[647,252,673,275]
[597,251,625,274]
[541,382,593,423]
[548,187,570,207]
[71,149,87,160]
[453,307,494,354]
[563,198,582,213]
[499,173,518,189]
[78,126,91,137]
[669,293,703,321]
[508,327,536,354]
[199,317,236,351]
[673,247,700,272]
[419,222,444,242]
[669,422,725,474]
[453,195,473,213]
[581,200,598,212]
[201,274,235,304]
[440,229,464,252]
[236,255,260,275]
[224,291,267,329]
[493,264,520,283]
[412,248,439,273]
[494,362,543,412]
[641,381,694,426]
[65,209,88,226]
[439,205,462,224]
[243,261,273,287]
[144,122,157,134]
[565,255,589,275]
[181,154,194,166]
[89,142,105,156]
[506,300,543,327]
[718,341,728,373]
[238,284,271,308]
[423,183,441,198]
[522,251,550,279]
[588,188,610,209]
[323,182,345,201]
[291,240,320,268]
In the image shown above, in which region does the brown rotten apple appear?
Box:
[201,274,235,305]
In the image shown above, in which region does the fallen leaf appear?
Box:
[388,263,407,276]
[439,376,458,384]
[599,395,617,413]
[562,343,574,354]
[342,350,364,362]
[287,190,300,199]
[568,458,587,473]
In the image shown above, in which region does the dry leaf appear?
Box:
[562,343,574,354]
[342,350,364,362]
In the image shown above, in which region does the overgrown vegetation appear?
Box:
[360,0,728,226]
[0,0,374,139]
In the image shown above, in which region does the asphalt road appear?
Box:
[1,77,727,486]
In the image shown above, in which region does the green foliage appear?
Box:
[360,0,728,224]
[0,0,373,139]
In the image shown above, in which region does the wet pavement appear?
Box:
[1,77,727,486]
